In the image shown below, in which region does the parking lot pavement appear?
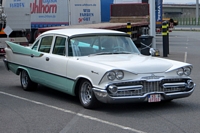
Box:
[155,31,198,61]
[0,31,200,133]
[0,55,4,59]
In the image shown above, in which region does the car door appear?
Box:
[29,35,54,85]
[44,35,74,94]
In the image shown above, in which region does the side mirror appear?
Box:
[149,48,155,56]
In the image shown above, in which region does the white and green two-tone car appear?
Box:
[3,28,195,109]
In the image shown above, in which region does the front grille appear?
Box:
[110,79,188,97]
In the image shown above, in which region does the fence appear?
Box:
[175,17,200,25]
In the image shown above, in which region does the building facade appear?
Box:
[163,4,200,25]
[163,4,198,18]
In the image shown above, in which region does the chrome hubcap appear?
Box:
[21,71,28,88]
[81,82,92,105]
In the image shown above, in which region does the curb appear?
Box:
[173,28,200,31]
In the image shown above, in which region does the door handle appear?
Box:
[46,57,50,61]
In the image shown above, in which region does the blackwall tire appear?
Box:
[20,70,37,91]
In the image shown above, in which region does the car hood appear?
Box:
[80,54,175,73]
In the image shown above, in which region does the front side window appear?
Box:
[52,36,66,56]
[69,35,140,56]
[32,40,39,50]
[38,36,53,53]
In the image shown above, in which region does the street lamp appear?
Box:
[149,0,156,49]
[196,0,199,25]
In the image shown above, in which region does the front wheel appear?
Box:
[20,70,37,91]
[79,79,98,109]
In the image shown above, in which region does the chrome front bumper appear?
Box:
[92,83,195,104]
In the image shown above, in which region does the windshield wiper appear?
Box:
[113,51,132,54]
[90,51,132,56]
[91,52,113,55]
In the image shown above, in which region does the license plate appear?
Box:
[148,94,161,102]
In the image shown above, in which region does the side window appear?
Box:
[32,40,39,50]
[38,36,53,53]
[52,36,66,56]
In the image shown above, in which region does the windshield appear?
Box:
[68,35,140,56]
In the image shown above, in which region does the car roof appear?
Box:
[40,28,128,37]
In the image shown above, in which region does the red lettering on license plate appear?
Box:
[148,94,161,102]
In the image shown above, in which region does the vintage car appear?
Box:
[3,28,195,109]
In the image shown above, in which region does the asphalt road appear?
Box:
[0,31,200,133]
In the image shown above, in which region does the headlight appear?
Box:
[116,70,124,80]
[177,66,192,76]
[184,67,191,76]
[107,71,116,81]
[107,70,124,81]
[177,68,184,76]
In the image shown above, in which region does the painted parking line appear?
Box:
[0,91,146,133]
[184,52,188,63]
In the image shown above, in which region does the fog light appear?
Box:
[187,80,194,88]
[108,85,118,94]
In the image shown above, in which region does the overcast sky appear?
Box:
[163,0,198,4]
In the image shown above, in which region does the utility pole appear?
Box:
[196,0,199,25]
[149,0,156,49]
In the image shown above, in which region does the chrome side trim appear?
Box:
[3,59,9,71]
[3,60,75,81]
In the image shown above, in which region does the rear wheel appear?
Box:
[79,79,98,109]
[20,70,37,91]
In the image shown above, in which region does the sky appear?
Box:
[163,0,198,4]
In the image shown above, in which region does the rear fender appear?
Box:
[16,66,30,77]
